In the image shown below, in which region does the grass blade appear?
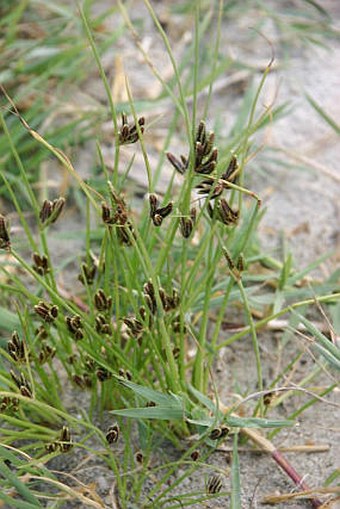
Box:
[231,433,241,509]
[306,94,340,134]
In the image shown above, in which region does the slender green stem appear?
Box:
[217,293,340,350]
[237,277,263,414]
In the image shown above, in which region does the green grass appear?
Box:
[0,1,339,507]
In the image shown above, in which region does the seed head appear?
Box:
[118,113,145,145]
[206,474,223,494]
[32,253,49,275]
[34,301,59,323]
[106,424,119,444]
[39,197,65,226]
[8,331,26,363]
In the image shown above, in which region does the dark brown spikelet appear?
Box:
[179,207,197,239]
[158,286,180,312]
[66,315,84,341]
[96,367,112,382]
[191,450,200,461]
[102,188,136,245]
[179,217,191,239]
[149,194,173,227]
[148,194,158,218]
[58,426,73,453]
[193,122,218,175]
[143,281,157,314]
[10,370,32,398]
[46,426,73,453]
[8,331,26,363]
[0,214,10,250]
[95,314,112,335]
[78,261,96,285]
[206,474,223,494]
[45,442,57,453]
[196,147,218,175]
[145,401,156,407]
[32,253,49,275]
[106,423,119,444]
[118,368,132,380]
[123,317,144,340]
[207,199,239,224]
[101,202,115,225]
[116,222,136,245]
[172,346,180,359]
[118,113,145,145]
[209,426,229,440]
[0,396,19,413]
[135,452,144,464]
[38,344,56,364]
[166,152,188,174]
[196,176,225,199]
[217,198,239,225]
[263,391,275,406]
[221,154,239,183]
[39,197,65,226]
[94,289,112,312]
[34,301,59,323]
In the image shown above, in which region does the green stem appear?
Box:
[217,293,340,350]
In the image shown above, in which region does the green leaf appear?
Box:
[118,379,183,408]
[0,306,21,333]
[231,433,241,509]
[306,94,340,134]
[0,461,42,507]
[187,414,293,429]
[226,415,294,429]
[187,384,220,414]
[0,493,41,509]
[111,406,186,420]
[292,311,340,370]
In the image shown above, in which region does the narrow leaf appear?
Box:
[110,406,185,420]
[231,433,241,509]
[226,415,294,429]
[0,461,42,507]
[118,379,183,408]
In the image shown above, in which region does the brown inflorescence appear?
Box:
[118,113,145,145]
[32,252,49,275]
[34,301,59,323]
[148,194,173,227]
[39,197,65,226]
[7,331,26,363]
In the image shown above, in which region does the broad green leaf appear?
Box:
[187,384,220,414]
[111,406,186,420]
[118,379,183,408]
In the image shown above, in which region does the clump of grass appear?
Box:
[0,1,339,508]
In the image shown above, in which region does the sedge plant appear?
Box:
[0,1,339,507]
